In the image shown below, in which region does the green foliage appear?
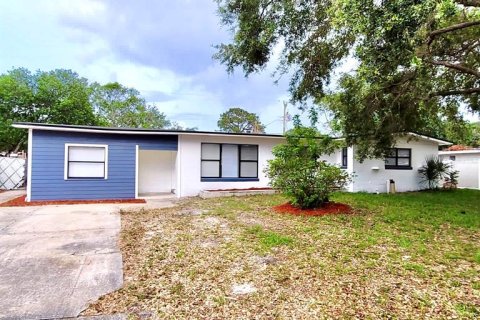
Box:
[246,224,293,252]
[418,156,452,190]
[90,82,170,129]
[0,68,98,152]
[445,169,460,186]
[266,126,350,209]
[0,68,174,152]
[217,107,265,133]
[461,122,480,147]
[215,0,480,159]
[168,122,199,131]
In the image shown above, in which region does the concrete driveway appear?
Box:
[0,204,124,319]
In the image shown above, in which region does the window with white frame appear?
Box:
[201,143,258,180]
[65,144,108,179]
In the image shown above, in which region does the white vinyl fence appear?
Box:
[441,154,480,190]
[451,158,480,189]
[0,156,26,190]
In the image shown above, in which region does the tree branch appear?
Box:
[455,0,480,7]
[428,20,480,44]
[431,60,480,78]
[434,87,480,96]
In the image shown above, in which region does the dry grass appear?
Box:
[84,190,480,319]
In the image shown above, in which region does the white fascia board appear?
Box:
[439,150,480,155]
[332,133,451,146]
[407,133,452,146]
[12,124,285,140]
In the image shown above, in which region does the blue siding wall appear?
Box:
[31,130,177,200]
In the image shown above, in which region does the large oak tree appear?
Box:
[215,0,480,158]
[1,69,172,153]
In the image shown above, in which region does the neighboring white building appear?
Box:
[321,134,452,193]
[439,149,480,190]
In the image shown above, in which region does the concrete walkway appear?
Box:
[0,204,123,319]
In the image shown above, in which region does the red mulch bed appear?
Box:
[273,202,353,216]
[0,195,146,207]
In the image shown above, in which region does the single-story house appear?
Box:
[13,122,283,201]
[13,123,451,201]
[439,149,480,189]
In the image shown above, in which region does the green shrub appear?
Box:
[445,170,459,187]
[266,126,350,209]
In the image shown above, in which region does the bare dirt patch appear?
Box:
[83,193,480,319]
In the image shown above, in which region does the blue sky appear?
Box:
[0,0,304,133]
[0,1,477,133]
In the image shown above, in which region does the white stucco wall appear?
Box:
[351,138,439,192]
[439,152,480,189]
[319,147,354,191]
[321,138,441,193]
[177,135,284,197]
[319,150,342,165]
[138,150,176,194]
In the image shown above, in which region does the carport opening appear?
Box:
[138,149,177,197]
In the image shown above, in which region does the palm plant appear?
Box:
[418,156,451,190]
[444,170,459,188]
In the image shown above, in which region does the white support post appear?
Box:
[135,145,139,199]
[478,159,480,190]
[26,129,33,202]
[347,146,355,192]
[176,136,182,198]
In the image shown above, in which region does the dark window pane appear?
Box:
[201,144,220,160]
[201,161,220,177]
[240,145,258,160]
[397,158,410,166]
[240,162,257,177]
[385,158,396,166]
[387,149,396,157]
[397,149,410,157]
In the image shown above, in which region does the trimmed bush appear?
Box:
[266,126,350,209]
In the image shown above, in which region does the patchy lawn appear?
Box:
[85,189,480,319]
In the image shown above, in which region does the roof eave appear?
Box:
[407,132,453,146]
[12,122,286,139]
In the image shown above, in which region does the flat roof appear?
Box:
[334,132,452,146]
[12,122,285,139]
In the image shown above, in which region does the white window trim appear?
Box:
[64,143,109,180]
